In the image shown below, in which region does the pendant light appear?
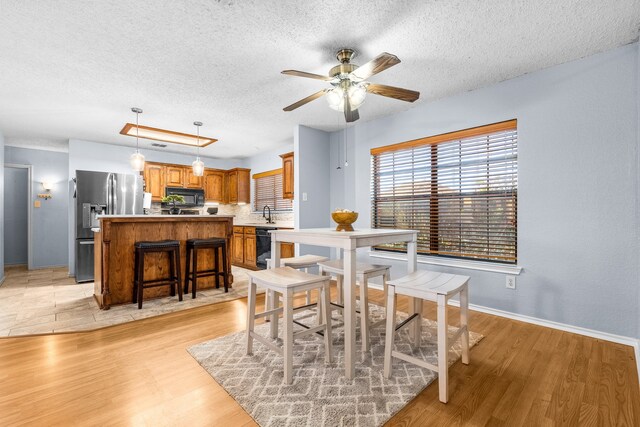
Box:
[129,107,145,171]
[192,121,204,176]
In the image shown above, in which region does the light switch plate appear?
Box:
[302,192,308,201]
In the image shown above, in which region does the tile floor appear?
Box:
[0,265,253,336]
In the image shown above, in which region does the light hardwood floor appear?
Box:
[0,285,638,426]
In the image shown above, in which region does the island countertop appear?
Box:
[93,215,234,309]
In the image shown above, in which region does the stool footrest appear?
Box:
[293,323,326,339]
[138,278,179,288]
[391,350,438,372]
[249,332,283,355]
[395,313,420,332]
[254,307,283,319]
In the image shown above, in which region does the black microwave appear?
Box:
[164,187,205,207]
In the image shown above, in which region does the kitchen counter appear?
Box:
[97,214,235,218]
[234,221,294,228]
[93,215,234,309]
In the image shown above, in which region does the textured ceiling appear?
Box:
[0,0,638,158]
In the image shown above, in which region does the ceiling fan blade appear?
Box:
[344,97,359,123]
[281,70,334,81]
[283,90,327,112]
[350,52,400,81]
[366,83,420,102]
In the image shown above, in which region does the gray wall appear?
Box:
[242,143,294,211]
[3,167,28,265]
[66,139,244,275]
[5,146,69,268]
[0,131,4,282]
[637,42,640,341]
[295,125,331,257]
[327,43,639,339]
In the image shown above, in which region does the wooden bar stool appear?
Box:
[318,259,391,352]
[383,270,470,403]
[133,240,182,309]
[184,238,228,298]
[246,267,333,385]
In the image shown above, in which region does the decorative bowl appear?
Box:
[331,211,358,232]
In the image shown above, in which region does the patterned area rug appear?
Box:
[188,304,482,427]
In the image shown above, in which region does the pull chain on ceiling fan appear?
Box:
[282,49,420,122]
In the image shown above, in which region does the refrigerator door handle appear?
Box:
[107,173,115,214]
[79,240,95,245]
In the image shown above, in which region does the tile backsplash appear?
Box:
[149,202,294,223]
[216,204,294,223]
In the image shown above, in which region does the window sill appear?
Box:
[367,250,523,275]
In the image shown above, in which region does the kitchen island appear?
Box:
[93,215,234,309]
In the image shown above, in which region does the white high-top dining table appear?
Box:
[269,227,419,380]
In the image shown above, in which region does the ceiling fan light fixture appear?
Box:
[326,87,344,111]
[348,83,367,109]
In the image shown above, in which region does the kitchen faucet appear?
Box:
[262,205,275,224]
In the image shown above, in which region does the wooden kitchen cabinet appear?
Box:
[165,166,184,187]
[204,169,225,202]
[231,226,257,268]
[281,242,295,259]
[143,162,165,202]
[183,167,203,189]
[244,233,257,266]
[225,168,250,204]
[142,161,251,205]
[232,231,245,265]
[280,152,294,199]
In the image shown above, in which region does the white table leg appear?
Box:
[343,248,357,380]
[407,238,420,341]
[270,237,280,270]
[283,289,294,385]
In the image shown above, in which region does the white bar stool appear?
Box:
[383,270,470,403]
[265,254,329,310]
[246,267,333,384]
[317,259,391,352]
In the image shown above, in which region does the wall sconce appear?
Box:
[38,181,54,200]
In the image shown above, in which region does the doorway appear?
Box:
[3,164,32,269]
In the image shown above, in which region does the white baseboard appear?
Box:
[29,264,68,270]
[445,299,640,386]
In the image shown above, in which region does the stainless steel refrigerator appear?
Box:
[74,170,143,282]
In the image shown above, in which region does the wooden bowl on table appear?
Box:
[331,211,358,232]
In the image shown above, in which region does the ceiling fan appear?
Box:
[282,49,420,123]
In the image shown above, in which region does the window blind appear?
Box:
[254,170,292,211]
[371,120,517,263]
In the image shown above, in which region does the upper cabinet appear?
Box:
[165,166,184,188]
[142,162,249,204]
[280,152,294,199]
[226,168,250,204]
[184,167,203,189]
[143,162,165,202]
[204,169,225,202]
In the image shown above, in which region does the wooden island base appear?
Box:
[94,215,234,309]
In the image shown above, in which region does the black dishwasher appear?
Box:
[255,227,274,270]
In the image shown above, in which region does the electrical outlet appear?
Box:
[506,275,516,289]
[302,192,308,201]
